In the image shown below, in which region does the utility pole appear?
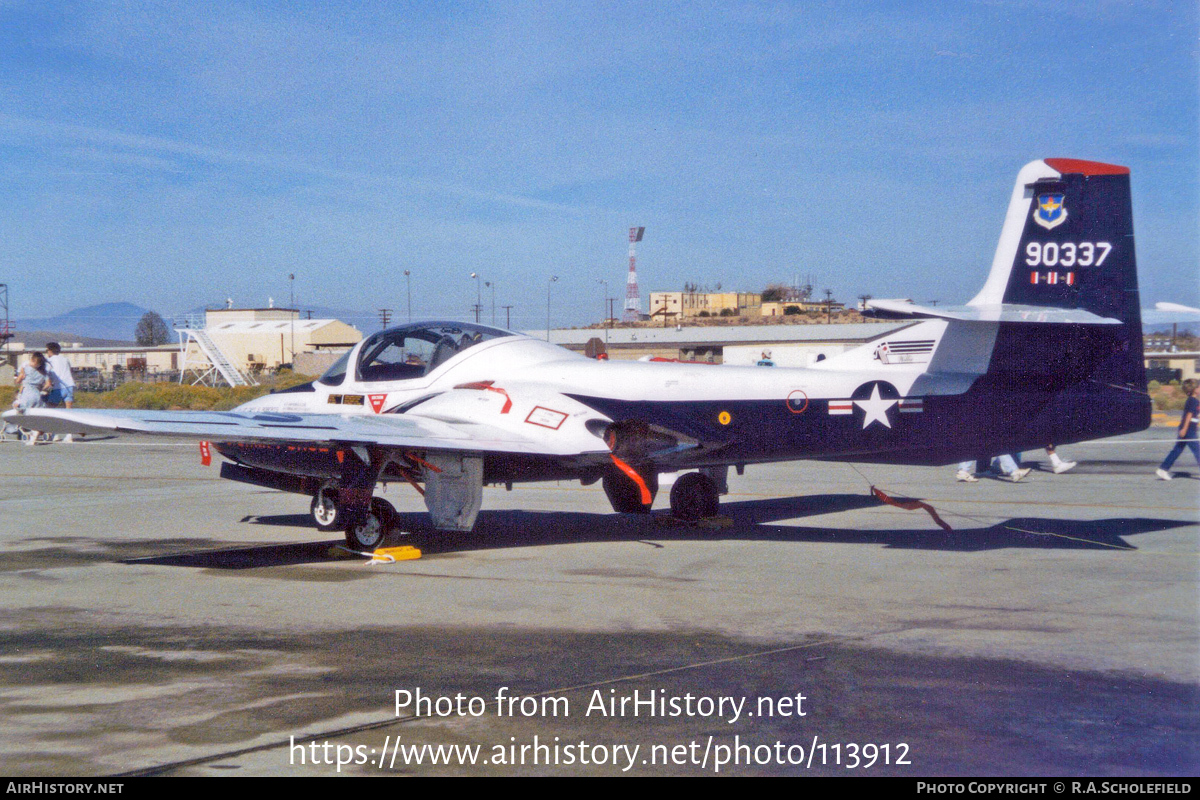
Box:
[597,279,609,344]
[0,284,10,365]
[502,305,513,329]
[378,308,393,329]
[288,273,295,363]
[486,281,496,325]
[824,289,833,324]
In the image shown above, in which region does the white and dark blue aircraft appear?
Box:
[8,159,1151,549]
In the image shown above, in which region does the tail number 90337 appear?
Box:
[1025,241,1111,268]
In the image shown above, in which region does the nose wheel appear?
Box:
[310,487,343,531]
[669,472,720,521]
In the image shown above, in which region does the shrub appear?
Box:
[1150,383,1186,412]
[68,373,315,411]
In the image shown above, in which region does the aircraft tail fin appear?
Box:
[970,158,1140,326]
[968,158,1149,445]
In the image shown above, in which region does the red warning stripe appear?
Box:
[199,440,211,466]
[609,455,652,506]
[404,452,443,474]
[397,466,426,496]
[455,381,513,414]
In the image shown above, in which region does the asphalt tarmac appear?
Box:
[0,430,1196,776]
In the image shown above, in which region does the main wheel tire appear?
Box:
[670,472,720,521]
[371,497,397,528]
[310,488,343,531]
[344,498,394,550]
[602,466,658,514]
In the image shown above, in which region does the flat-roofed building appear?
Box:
[650,291,763,319]
[1144,351,1199,382]
[1,342,180,386]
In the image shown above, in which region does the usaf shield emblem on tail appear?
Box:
[1033,193,1067,229]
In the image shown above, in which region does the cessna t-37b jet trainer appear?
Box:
[8,159,1150,549]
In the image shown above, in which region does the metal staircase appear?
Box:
[176,315,257,387]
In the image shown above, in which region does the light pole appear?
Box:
[470,272,482,323]
[404,270,412,322]
[485,281,496,325]
[546,276,558,341]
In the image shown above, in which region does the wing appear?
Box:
[1141,302,1200,325]
[2,407,606,458]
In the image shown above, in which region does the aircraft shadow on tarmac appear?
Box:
[123,493,1192,570]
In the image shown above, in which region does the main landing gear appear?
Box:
[344,497,397,550]
[602,465,658,514]
[309,483,398,550]
[668,472,721,521]
[601,464,725,521]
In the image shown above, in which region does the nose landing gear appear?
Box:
[310,485,344,531]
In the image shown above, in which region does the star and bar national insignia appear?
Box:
[827,381,923,430]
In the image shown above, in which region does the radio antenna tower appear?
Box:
[624,226,645,322]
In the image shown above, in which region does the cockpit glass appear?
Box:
[354,322,512,382]
[317,350,352,386]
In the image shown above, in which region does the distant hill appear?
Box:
[14,301,380,345]
[14,302,149,343]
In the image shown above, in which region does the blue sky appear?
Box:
[0,0,1195,331]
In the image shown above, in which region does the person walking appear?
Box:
[1157,379,1199,480]
[13,353,51,445]
[956,454,1031,483]
[995,453,1032,482]
[1045,445,1076,474]
[44,342,77,443]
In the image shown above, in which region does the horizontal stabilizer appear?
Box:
[865,298,1120,325]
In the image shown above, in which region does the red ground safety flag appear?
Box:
[870,486,952,531]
